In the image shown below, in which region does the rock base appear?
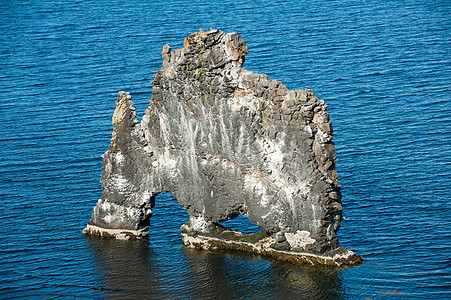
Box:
[180,224,362,267]
[83,224,149,240]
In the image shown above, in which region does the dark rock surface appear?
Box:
[84,29,356,260]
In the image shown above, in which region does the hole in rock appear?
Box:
[220,214,263,235]
[147,192,189,243]
[147,193,264,238]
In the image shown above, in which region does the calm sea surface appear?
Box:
[1,0,450,299]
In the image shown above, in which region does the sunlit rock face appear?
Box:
[84,29,346,255]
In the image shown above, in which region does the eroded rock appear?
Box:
[83,29,361,266]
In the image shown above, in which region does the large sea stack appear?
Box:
[83,29,362,266]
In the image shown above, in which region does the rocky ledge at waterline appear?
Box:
[83,29,362,267]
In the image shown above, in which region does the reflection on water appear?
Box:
[183,249,346,299]
[86,237,162,298]
[87,234,346,299]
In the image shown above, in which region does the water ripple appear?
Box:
[1,0,450,299]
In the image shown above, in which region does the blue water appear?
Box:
[1,0,450,299]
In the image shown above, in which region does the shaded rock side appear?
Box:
[84,29,353,257]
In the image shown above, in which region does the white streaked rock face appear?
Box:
[285,230,316,250]
[89,198,153,231]
[189,215,212,233]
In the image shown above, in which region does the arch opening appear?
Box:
[143,193,270,247]
[220,214,262,235]
[148,192,189,232]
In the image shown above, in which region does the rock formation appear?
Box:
[83,29,362,266]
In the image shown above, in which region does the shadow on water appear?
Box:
[86,236,163,299]
[85,194,348,299]
[182,248,346,299]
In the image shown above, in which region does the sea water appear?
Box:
[0,0,449,298]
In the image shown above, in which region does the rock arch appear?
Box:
[83,29,361,266]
